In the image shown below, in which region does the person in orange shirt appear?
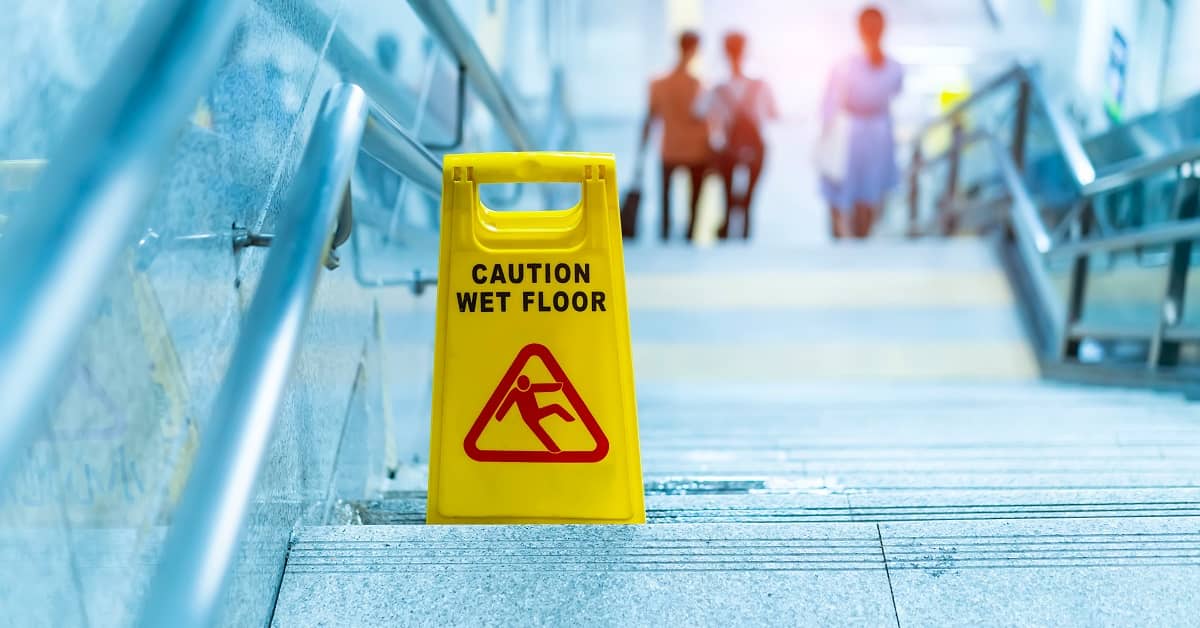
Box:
[639,31,712,242]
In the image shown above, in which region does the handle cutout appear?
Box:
[448,154,614,250]
[479,182,583,212]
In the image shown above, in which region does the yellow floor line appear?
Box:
[630,341,1039,381]
[626,270,1016,309]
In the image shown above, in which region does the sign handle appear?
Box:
[446,153,618,250]
[448,152,614,184]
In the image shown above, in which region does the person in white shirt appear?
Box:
[697,31,779,240]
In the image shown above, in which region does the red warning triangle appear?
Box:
[464,343,609,463]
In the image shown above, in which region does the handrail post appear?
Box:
[1024,68,1097,188]
[1060,201,1094,360]
[907,145,923,237]
[1149,174,1198,368]
[1012,78,1031,171]
[939,116,965,235]
[407,0,533,151]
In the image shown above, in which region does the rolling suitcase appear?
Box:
[620,186,640,239]
[620,160,644,239]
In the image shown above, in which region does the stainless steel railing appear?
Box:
[137,83,370,628]
[908,63,1200,382]
[257,0,458,144]
[139,0,551,622]
[136,81,444,627]
[407,0,533,152]
[0,0,248,483]
[136,84,442,628]
[0,0,546,622]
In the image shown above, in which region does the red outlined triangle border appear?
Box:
[463,343,610,463]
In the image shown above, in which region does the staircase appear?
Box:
[269,241,1200,626]
[6,1,1200,622]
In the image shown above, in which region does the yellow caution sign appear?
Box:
[427,152,644,524]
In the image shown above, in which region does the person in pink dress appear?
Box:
[820,6,904,239]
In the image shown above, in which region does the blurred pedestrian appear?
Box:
[819,6,904,239]
[639,30,711,242]
[700,32,778,240]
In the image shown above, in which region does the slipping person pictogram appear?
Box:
[495,374,575,453]
[463,343,609,463]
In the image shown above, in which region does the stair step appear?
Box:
[636,381,1190,406]
[352,488,1200,525]
[622,240,1004,273]
[274,518,1200,626]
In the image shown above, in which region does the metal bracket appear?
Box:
[232,227,274,249]
[230,185,350,272]
[409,268,438,296]
[135,225,274,271]
[420,62,467,151]
[324,184,355,270]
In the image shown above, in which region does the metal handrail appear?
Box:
[910,64,1200,379]
[257,0,456,142]
[139,4,529,622]
[361,106,442,194]
[0,0,247,482]
[915,64,1097,189]
[1047,216,1200,260]
[1085,144,1200,195]
[921,125,1200,260]
[913,67,1200,247]
[1023,69,1097,187]
[990,136,1054,255]
[407,0,534,152]
[941,130,1200,260]
[914,63,1200,201]
[988,135,1064,349]
[137,82,439,627]
[913,64,1024,137]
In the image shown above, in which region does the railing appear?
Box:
[137,83,369,628]
[908,63,1200,385]
[137,82,442,628]
[408,0,533,152]
[258,0,457,145]
[347,0,572,291]
[138,0,546,623]
[0,0,248,483]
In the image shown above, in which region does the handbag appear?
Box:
[814,110,850,183]
[814,66,851,183]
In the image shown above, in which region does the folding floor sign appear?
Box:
[426,152,644,524]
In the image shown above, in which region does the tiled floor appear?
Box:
[268,238,1200,626]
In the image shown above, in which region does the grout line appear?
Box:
[878,523,902,628]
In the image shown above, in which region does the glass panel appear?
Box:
[1021,100,1084,224]
[2,0,575,623]
[1069,169,1191,340]
[0,2,162,626]
[1083,92,1200,172]
[0,0,143,226]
